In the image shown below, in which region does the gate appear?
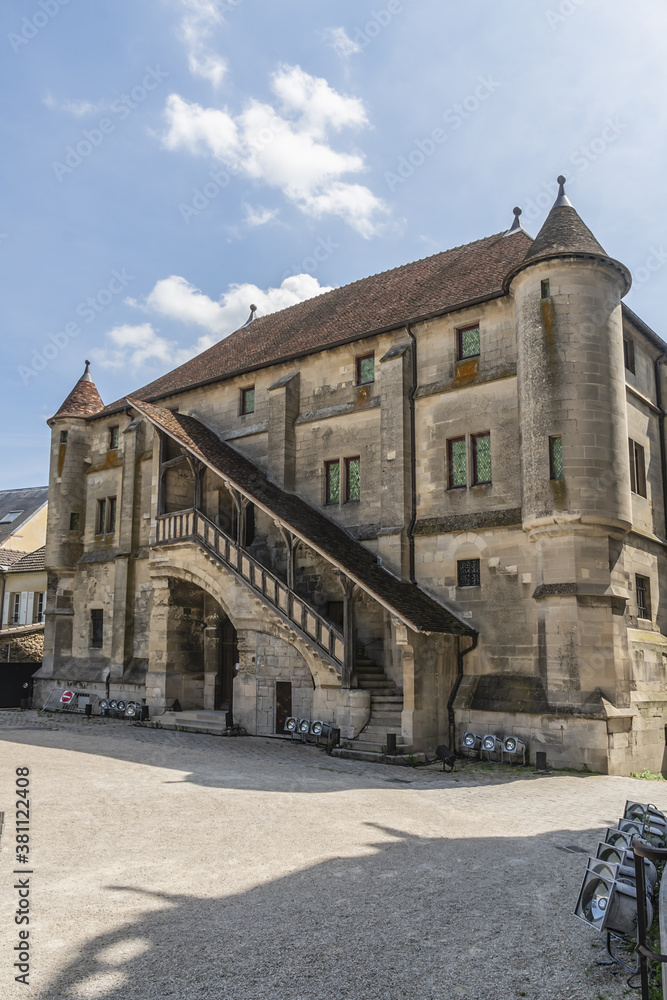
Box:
[0,663,40,708]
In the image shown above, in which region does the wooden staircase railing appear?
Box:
[155,509,345,674]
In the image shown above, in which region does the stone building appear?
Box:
[36,179,667,774]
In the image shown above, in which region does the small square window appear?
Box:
[91,609,104,649]
[109,426,119,450]
[345,457,360,502]
[549,436,563,480]
[241,387,255,415]
[356,354,375,385]
[472,433,492,485]
[457,559,480,588]
[636,574,651,620]
[623,338,635,374]
[69,512,80,531]
[325,460,340,505]
[60,430,68,444]
[457,325,480,360]
[448,437,467,489]
[541,280,551,299]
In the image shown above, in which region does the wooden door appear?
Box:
[275,681,292,733]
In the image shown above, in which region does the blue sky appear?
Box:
[2,0,667,487]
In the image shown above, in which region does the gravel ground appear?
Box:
[0,709,664,1000]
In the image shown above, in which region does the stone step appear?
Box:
[357,680,396,689]
[331,747,427,765]
[340,739,413,754]
[369,712,402,723]
[362,726,403,736]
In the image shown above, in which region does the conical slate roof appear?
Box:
[51,361,103,420]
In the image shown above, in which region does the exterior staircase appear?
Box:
[331,655,426,764]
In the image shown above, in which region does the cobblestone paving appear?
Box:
[0,709,664,1000]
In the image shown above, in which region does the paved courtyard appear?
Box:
[0,710,665,999]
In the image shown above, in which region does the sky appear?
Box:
[2,0,667,488]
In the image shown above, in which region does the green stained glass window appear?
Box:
[346,457,360,502]
[458,325,480,360]
[357,354,375,385]
[448,437,467,488]
[241,387,255,414]
[472,433,491,484]
[549,436,563,480]
[326,461,340,504]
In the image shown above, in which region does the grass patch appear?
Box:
[631,768,666,781]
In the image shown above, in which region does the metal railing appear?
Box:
[155,509,345,672]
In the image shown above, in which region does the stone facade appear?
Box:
[35,185,667,773]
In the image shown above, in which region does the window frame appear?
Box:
[0,511,22,524]
[636,574,652,620]
[447,436,467,490]
[457,558,481,588]
[472,432,492,486]
[109,425,120,450]
[240,386,255,415]
[356,353,375,386]
[60,430,68,444]
[107,496,117,534]
[345,456,361,503]
[629,439,647,497]
[96,498,107,536]
[12,593,20,624]
[90,609,104,649]
[541,279,551,299]
[549,435,564,480]
[457,324,480,361]
[69,512,80,531]
[35,593,44,623]
[623,337,636,375]
[325,460,341,505]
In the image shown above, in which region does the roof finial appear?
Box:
[82,360,92,382]
[504,206,526,237]
[553,174,572,208]
[243,303,258,327]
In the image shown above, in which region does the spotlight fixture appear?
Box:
[460,732,481,756]
[435,745,456,772]
[310,720,324,735]
[116,700,127,713]
[595,842,657,889]
[618,817,666,848]
[502,736,526,765]
[284,717,298,740]
[574,857,651,939]
[109,700,118,710]
[99,698,109,710]
[125,701,139,718]
[297,718,311,737]
[481,734,502,760]
[624,801,667,825]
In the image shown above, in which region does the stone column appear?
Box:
[146,577,170,715]
[203,624,221,710]
[231,628,258,733]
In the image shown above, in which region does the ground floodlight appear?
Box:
[125,702,139,718]
[574,859,651,939]
[461,732,481,755]
[502,736,526,765]
[618,816,666,848]
[284,717,298,735]
[436,745,456,772]
[109,699,118,710]
[99,699,109,710]
[310,720,324,735]
[481,734,502,760]
[116,700,127,712]
[297,718,310,735]
[595,843,657,890]
[624,801,667,824]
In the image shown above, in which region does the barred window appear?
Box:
[472,433,492,485]
[356,354,375,385]
[91,609,103,649]
[458,325,480,360]
[448,437,467,489]
[346,457,360,502]
[457,559,480,588]
[549,436,563,480]
[325,460,340,504]
[636,574,651,619]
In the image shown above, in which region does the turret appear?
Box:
[46,361,103,572]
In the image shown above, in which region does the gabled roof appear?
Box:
[129,397,475,637]
[95,230,534,417]
[51,361,103,420]
[8,546,46,573]
[0,548,26,567]
[0,488,48,546]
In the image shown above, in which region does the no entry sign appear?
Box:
[60,690,74,704]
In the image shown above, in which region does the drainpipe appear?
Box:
[448,632,478,752]
[0,566,7,632]
[406,324,418,584]
[653,355,667,540]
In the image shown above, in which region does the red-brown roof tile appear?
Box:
[8,546,46,573]
[52,364,103,420]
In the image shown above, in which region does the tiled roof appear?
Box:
[8,546,46,573]
[130,398,475,637]
[52,367,103,419]
[0,548,26,567]
[95,230,534,417]
[524,204,607,262]
[0,487,48,546]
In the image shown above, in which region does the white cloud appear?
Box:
[243,203,278,227]
[160,65,388,237]
[178,0,227,87]
[95,274,333,373]
[44,94,103,117]
[324,27,362,62]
